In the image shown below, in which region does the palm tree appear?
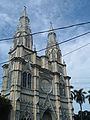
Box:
[70,86,75,100]
[71,90,75,100]
[86,90,90,104]
[73,88,86,120]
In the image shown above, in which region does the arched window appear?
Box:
[22,72,31,89]
[22,72,27,87]
[60,83,65,96]
[42,109,52,120]
[28,73,31,89]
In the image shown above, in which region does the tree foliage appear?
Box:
[0,95,12,120]
[86,90,90,104]
[74,88,86,111]
[74,110,90,120]
[71,88,87,120]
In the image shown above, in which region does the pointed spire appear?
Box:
[49,22,55,33]
[19,6,30,28]
[48,22,56,36]
[50,22,53,30]
[22,6,27,17]
[14,7,33,50]
[46,23,62,63]
[48,22,56,45]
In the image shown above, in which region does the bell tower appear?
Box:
[1,7,34,120]
[13,6,33,50]
[46,23,62,63]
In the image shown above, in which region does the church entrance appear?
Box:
[42,110,52,120]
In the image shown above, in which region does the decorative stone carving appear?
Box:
[40,79,52,94]
[20,103,33,120]
[16,110,20,120]
[60,108,70,120]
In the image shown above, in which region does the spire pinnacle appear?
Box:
[49,22,55,34]
[22,6,27,17]
[50,22,53,30]
[19,6,30,28]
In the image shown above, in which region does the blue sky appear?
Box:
[0,0,90,113]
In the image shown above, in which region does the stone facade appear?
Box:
[1,7,73,120]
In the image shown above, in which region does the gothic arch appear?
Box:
[21,115,32,120]
[22,72,31,89]
[51,49,57,61]
[22,72,27,87]
[20,106,33,120]
[42,109,52,120]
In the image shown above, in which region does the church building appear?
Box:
[1,7,73,120]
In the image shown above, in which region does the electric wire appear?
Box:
[0,24,90,92]
[0,21,90,114]
[0,31,90,65]
[63,43,90,57]
[0,21,90,42]
[0,39,90,88]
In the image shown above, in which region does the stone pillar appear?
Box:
[63,63,73,120]
[54,74,60,120]
[52,62,60,120]
[65,77,73,120]
[10,57,22,120]
[1,64,9,95]
[33,52,40,120]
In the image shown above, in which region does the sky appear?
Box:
[0,0,90,113]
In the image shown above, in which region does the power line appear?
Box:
[0,30,90,66]
[63,43,90,57]
[0,21,90,42]
[32,31,90,53]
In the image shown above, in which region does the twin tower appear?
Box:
[1,7,73,120]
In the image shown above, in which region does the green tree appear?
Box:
[86,90,90,104]
[71,90,75,100]
[70,86,75,100]
[73,88,86,120]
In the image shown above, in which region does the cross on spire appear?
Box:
[23,6,27,17]
[50,21,53,30]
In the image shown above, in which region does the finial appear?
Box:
[24,6,26,9]
[23,6,27,17]
[34,44,36,51]
[50,21,53,30]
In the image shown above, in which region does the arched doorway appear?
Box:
[42,110,52,120]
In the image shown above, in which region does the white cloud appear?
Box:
[0,13,12,24]
[61,30,90,113]
[0,42,11,61]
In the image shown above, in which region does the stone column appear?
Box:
[52,62,60,120]
[1,64,9,95]
[10,57,22,120]
[32,52,40,120]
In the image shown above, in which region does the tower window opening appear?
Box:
[22,72,27,87]
[28,73,31,89]
[22,72,31,89]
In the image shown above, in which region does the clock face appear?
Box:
[41,80,52,93]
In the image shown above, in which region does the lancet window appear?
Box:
[22,72,31,89]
